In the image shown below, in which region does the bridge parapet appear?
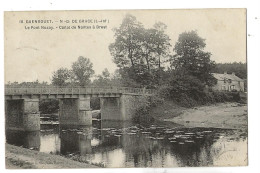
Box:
[5,86,155,96]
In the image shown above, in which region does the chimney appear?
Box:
[224,71,227,75]
[232,72,235,76]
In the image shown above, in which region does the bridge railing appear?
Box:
[5,86,156,95]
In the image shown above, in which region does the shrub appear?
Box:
[90,97,100,110]
[39,99,59,114]
[132,95,163,124]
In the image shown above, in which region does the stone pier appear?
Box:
[100,97,121,120]
[59,98,92,128]
[5,99,40,131]
[100,95,148,121]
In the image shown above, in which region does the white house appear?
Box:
[211,72,245,92]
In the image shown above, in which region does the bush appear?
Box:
[133,107,155,124]
[39,99,59,114]
[157,85,172,99]
[90,97,100,110]
[159,75,242,108]
[132,95,163,124]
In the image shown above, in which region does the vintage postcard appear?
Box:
[4,9,247,168]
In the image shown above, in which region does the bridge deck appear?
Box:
[5,87,155,99]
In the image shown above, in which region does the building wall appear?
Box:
[212,80,244,92]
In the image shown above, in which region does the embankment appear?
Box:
[5,144,98,169]
[149,101,247,129]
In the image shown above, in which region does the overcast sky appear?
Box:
[4,9,246,83]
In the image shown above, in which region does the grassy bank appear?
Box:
[140,99,248,130]
[133,86,247,130]
[163,102,247,129]
[5,144,98,169]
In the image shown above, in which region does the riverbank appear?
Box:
[5,144,98,169]
[162,102,247,130]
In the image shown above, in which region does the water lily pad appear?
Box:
[185,140,195,143]
[168,137,177,140]
[127,132,136,135]
[156,137,164,140]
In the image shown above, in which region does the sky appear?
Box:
[4,9,246,83]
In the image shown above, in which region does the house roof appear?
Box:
[212,73,244,82]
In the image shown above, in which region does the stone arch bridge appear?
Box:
[5,87,155,131]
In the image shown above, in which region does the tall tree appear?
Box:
[109,14,144,72]
[171,31,216,86]
[109,14,171,87]
[71,56,95,86]
[51,67,71,86]
[153,22,171,70]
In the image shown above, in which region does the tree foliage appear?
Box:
[212,62,247,79]
[52,67,71,86]
[109,14,144,69]
[109,14,171,87]
[6,80,48,87]
[92,68,111,86]
[51,56,95,87]
[171,31,216,86]
[71,56,95,86]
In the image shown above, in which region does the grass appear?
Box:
[5,144,99,169]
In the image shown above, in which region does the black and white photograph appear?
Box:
[3,8,249,169]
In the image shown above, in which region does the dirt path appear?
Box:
[164,102,247,129]
[5,144,98,169]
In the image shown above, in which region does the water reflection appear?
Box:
[6,130,40,150]
[5,121,247,167]
[40,132,60,154]
[60,126,93,155]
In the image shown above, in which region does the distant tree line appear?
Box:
[211,62,247,79]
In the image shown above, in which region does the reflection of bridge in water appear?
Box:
[5,121,223,167]
[5,87,155,131]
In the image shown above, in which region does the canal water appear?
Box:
[6,120,247,167]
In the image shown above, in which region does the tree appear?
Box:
[152,22,171,85]
[212,62,247,79]
[153,22,171,70]
[109,14,146,86]
[109,14,144,70]
[101,68,110,79]
[109,15,172,87]
[51,67,71,86]
[71,56,95,86]
[92,68,111,86]
[171,31,216,86]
